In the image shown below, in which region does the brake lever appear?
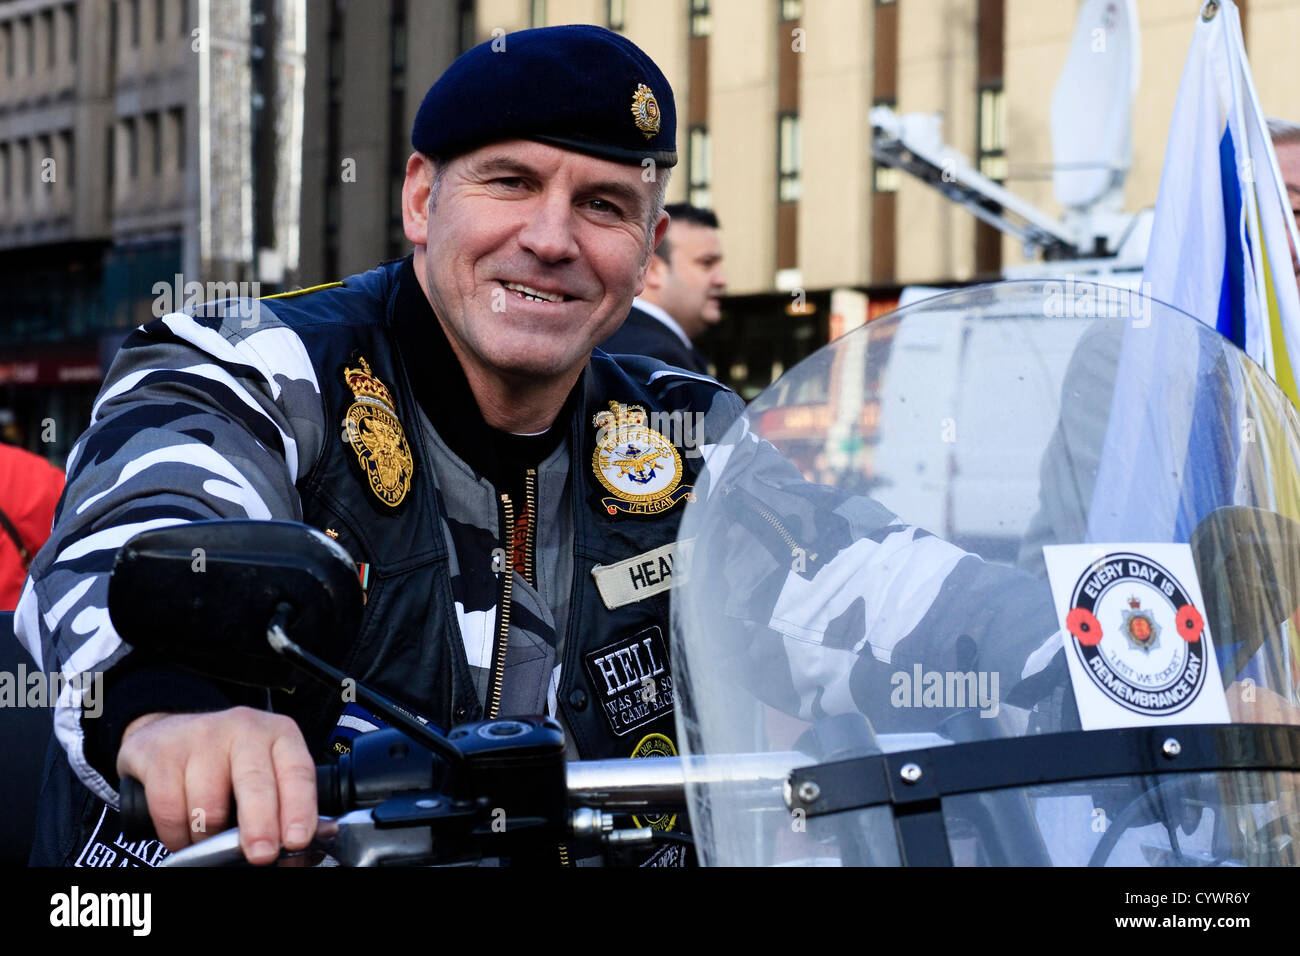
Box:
[158,826,255,867]
[158,811,436,867]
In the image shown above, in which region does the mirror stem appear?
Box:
[266,604,467,773]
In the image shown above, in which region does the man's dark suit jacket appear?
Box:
[599,305,711,376]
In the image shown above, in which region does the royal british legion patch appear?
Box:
[592,402,694,516]
[342,357,414,507]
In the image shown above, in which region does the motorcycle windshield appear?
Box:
[672,281,1300,866]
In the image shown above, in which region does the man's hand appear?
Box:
[116,706,318,865]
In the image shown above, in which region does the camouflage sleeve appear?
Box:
[681,415,1061,728]
[12,301,326,802]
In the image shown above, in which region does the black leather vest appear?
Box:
[263,261,717,765]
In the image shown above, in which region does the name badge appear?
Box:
[591,540,690,609]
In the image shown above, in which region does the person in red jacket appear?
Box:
[0,443,65,611]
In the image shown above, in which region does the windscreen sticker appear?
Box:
[1043,544,1230,730]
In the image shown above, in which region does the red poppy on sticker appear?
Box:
[1067,606,1103,646]
[1175,604,1204,642]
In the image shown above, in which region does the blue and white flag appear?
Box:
[1141,0,1300,395]
[1087,0,1300,546]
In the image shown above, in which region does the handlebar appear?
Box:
[119,747,806,866]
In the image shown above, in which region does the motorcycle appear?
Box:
[111,280,1300,866]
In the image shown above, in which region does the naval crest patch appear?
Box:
[342,357,414,507]
[592,402,694,516]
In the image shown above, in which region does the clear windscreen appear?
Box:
[672,281,1300,866]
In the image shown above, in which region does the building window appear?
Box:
[106,124,115,196]
[872,98,901,192]
[456,0,474,54]
[390,0,406,75]
[147,112,161,175]
[606,0,625,32]
[529,0,546,28]
[38,134,52,182]
[155,0,166,42]
[780,0,803,20]
[778,113,801,202]
[42,10,55,69]
[60,130,73,189]
[977,85,1007,182]
[328,19,344,87]
[2,23,11,79]
[16,140,28,199]
[386,0,408,257]
[23,16,34,75]
[688,125,711,209]
[180,0,190,37]
[873,163,901,193]
[690,0,710,38]
[126,117,138,179]
[68,4,77,64]
[325,187,339,231]
[1,144,9,202]
[169,107,184,171]
[130,0,141,48]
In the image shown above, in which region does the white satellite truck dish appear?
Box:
[1051,0,1140,212]
[870,0,1145,270]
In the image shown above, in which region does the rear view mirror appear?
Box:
[107,520,363,688]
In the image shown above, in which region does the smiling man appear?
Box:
[19,25,744,868]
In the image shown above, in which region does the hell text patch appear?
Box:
[582,626,675,737]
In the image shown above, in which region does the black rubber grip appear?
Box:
[119,775,157,842]
[316,764,340,816]
[120,774,245,843]
[120,770,332,843]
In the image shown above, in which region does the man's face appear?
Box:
[403,139,668,389]
[650,221,727,339]
[1276,139,1300,294]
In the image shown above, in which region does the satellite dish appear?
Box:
[1050,0,1140,210]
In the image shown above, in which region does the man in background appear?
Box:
[599,204,726,375]
[1269,118,1300,290]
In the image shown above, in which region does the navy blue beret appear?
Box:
[412,25,677,168]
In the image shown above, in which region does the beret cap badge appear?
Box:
[630,83,661,139]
